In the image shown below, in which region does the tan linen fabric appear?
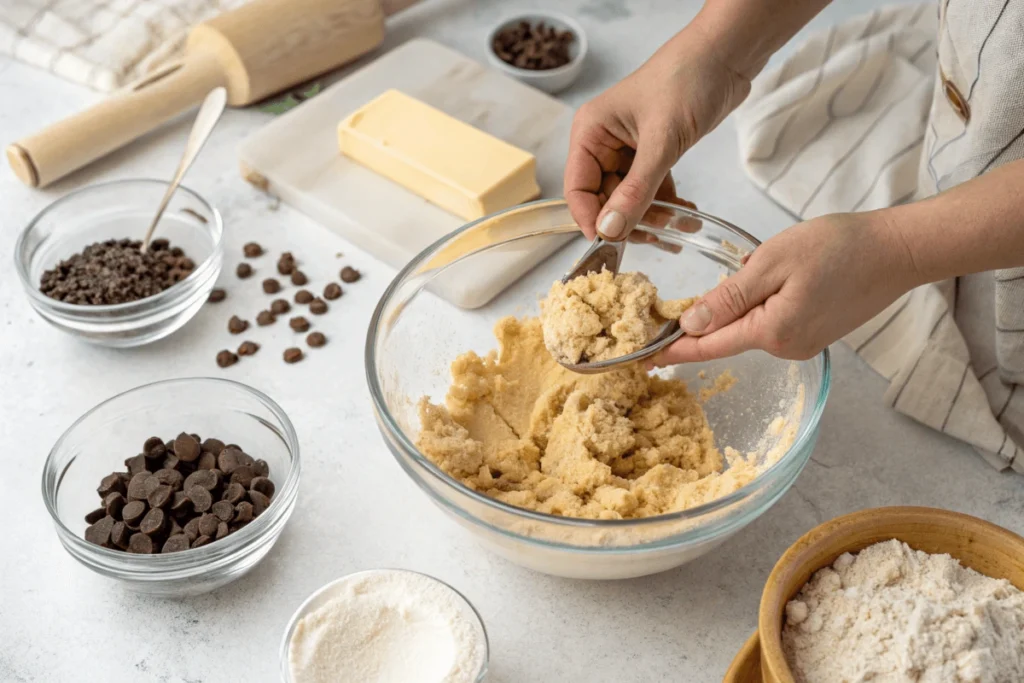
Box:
[0,0,243,92]
[736,2,1024,472]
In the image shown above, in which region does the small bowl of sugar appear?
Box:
[750,506,1024,683]
[281,569,489,683]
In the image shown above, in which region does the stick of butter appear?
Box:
[338,90,541,221]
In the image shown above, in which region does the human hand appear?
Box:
[651,211,922,365]
[564,26,751,241]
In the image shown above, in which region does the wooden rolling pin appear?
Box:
[6,0,421,188]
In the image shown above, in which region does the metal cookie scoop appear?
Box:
[557,238,686,375]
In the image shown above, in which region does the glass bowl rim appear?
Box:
[279,567,490,683]
[41,376,302,571]
[14,178,224,316]
[365,198,831,530]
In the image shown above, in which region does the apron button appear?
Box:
[942,74,970,123]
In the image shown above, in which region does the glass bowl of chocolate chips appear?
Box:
[14,178,224,347]
[41,377,301,597]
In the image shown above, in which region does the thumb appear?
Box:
[679,259,777,336]
[596,131,679,241]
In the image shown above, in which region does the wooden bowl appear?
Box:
[723,631,761,682]
[757,506,1024,683]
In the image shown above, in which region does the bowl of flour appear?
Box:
[281,569,488,683]
[757,507,1024,683]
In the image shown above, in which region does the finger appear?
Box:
[595,129,678,242]
[679,259,781,336]
[564,144,606,240]
[652,307,769,365]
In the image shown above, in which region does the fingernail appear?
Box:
[598,210,627,239]
[681,302,711,333]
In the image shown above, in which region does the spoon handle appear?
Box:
[142,87,228,250]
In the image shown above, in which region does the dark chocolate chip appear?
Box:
[262,278,281,294]
[323,282,342,300]
[184,469,219,492]
[147,485,173,509]
[236,263,253,279]
[192,535,212,549]
[125,454,149,475]
[170,491,192,514]
[162,534,191,554]
[256,310,276,326]
[306,331,327,348]
[85,507,107,525]
[217,350,239,368]
[277,253,296,275]
[290,270,308,286]
[248,490,270,517]
[143,475,163,497]
[122,500,147,526]
[174,433,201,463]
[217,448,242,474]
[283,347,304,363]
[97,473,126,497]
[228,315,249,334]
[201,438,225,455]
[104,492,126,519]
[243,242,263,258]
[208,288,227,303]
[238,341,260,357]
[188,486,212,513]
[127,472,150,501]
[111,521,131,549]
[309,298,328,315]
[270,298,291,314]
[289,316,310,333]
[294,289,314,304]
[198,513,220,537]
[162,455,180,470]
[250,476,275,498]
[197,452,217,470]
[139,508,166,536]
[216,522,230,540]
[128,533,155,554]
[143,436,165,454]
[340,266,361,283]
[85,516,115,547]
[153,468,184,490]
[234,502,254,524]
[253,459,270,477]
[182,517,201,541]
[230,465,255,488]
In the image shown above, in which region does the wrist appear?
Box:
[864,207,930,291]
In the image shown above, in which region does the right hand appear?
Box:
[564,26,752,241]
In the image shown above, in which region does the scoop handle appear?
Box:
[6,52,224,188]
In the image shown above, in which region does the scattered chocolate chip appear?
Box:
[228,316,249,334]
[323,282,342,300]
[238,340,260,356]
[309,298,328,315]
[306,331,327,348]
[492,20,575,71]
[283,347,304,364]
[294,289,314,304]
[289,316,310,332]
[277,252,296,275]
[243,242,263,258]
[262,278,281,294]
[216,350,239,368]
[270,298,291,314]
[174,433,201,463]
[128,533,155,554]
[208,288,227,303]
[236,263,253,279]
[340,266,361,283]
[256,310,276,326]
[139,508,166,535]
[162,534,191,553]
[290,270,308,286]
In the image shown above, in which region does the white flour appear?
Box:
[288,571,485,683]
[783,539,1024,683]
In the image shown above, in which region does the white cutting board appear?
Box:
[239,38,575,308]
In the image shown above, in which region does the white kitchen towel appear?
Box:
[0,0,243,92]
[736,2,1024,473]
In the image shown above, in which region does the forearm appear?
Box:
[886,158,1024,285]
[687,0,833,79]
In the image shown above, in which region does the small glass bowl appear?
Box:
[41,378,301,597]
[280,569,489,683]
[14,179,223,347]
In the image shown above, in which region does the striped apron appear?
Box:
[736,1,1024,472]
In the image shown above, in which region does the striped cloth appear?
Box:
[0,0,243,92]
[736,1,1024,473]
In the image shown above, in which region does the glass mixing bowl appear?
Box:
[366,199,830,579]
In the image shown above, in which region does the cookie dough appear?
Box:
[417,316,759,520]
[539,270,695,365]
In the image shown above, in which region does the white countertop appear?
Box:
[3,1,1022,681]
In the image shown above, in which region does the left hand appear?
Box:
[651,210,923,365]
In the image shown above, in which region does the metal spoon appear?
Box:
[557,237,685,375]
[141,87,228,251]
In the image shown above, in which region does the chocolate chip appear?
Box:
[230,465,255,488]
[249,490,270,517]
[223,482,247,504]
[162,534,191,553]
[85,516,115,547]
[243,242,263,258]
[128,533,155,554]
[153,468,183,490]
[127,472,150,501]
[201,438,224,455]
[323,282,342,300]
[306,331,327,348]
[256,310,276,326]
[309,298,328,315]
[139,508,166,535]
[96,473,125,498]
[198,513,220,537]
[228,315,249,334]
[144,436,165,454]
[188,486,212,513]
[217,350,239,368]
[216,522,230,540]
[174,433,201,463]
[236,263,253,279]
[289,316,310,332]
[143,475,162,497]
[184,470,220,493]
[270,298,291,314]
[235,451,254,469]
[237,340,260,357]
[182,517,200,541]
[111,521,131,549]
[125,454,148,475]
[340,266,361,283]
[294,289,314,304]
[104,492,126,519]
[212,500,235,522]
[162,454,180,470]
[208,288,227,303]
[283,347,304,364]
[277,252,296,275]
[192,535,212,549]
[217,448,242,474]
[122,500,147,526]
[234,502,254,524]
[197,452,217,470]
[170,491,192,514]
[290,270,308,286]
[169,518,184,536]
[253,459,270,477]
[85,507,107,525]
[147,485,173,509]
[262,278,281,294]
